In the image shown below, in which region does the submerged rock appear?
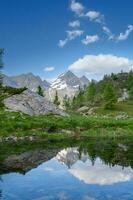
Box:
[4,89,68,116]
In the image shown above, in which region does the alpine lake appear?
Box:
[0,137,133,200]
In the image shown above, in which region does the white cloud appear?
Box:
[68,54,133,79]
[86,11,104,23]
[82,35,99,45]
[83,196,96,200]
[43,167,54,172]
[70,0,84,16]
[44,66,55,72]
[102,26,114,40]
[58,30,83,48]
[69,160,133,185]
[70,1,104,24]
[117,25,133,41]
[86,11,100,20]
[57,192,69,200]
[67,30,84,40]
[58,39,68,48]
[69,20,80,28]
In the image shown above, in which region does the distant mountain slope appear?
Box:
[3,75,19,88]
[3,73,51,91]
[3,71,89,104]
[80,75,90,87]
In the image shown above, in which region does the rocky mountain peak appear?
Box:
[52,70,82,90]
[80,75,89,86]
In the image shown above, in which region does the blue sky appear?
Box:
[0,0,133,81]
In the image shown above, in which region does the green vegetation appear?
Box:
[0,70,133,140]
[86,80,96,103]
[103,81,117,109]
[0,109,133,138]
[0,48,4,69]
[0,48,4,84]
[70,71,133,111]
[53,90,60,106]
[63,95,71,110]
[37,85,44,97]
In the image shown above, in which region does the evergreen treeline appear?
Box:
[0,49,4,84]
[63,71,133,111]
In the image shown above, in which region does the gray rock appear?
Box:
[4,89,68,116]
[77,106,89,113]
[87,108,96,115]
[116,112,129,120]
[118,89,129,102]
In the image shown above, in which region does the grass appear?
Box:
[0,108,133,138]
[95,101,133,117]
[0,84,133,139]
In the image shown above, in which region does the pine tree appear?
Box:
[0,49,4,85]
[37,85,44,97]
[103,82,117,109]
[0,49,4,69]
[53,90,60,106]
[63,94,70,110]
[86,80,96,103]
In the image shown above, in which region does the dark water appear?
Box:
[0,138,133,200]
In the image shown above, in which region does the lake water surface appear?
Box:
[0,138,133,200]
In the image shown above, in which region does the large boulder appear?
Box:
[3,89,67,116]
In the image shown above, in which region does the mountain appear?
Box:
[3,75,19,88]
[3,73,51,91]
[46,71,89,103]
[3,71,89,104]
[80,75,90,87]
[51,71,89,89]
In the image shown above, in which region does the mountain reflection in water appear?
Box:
[56,148,133,185]
[0,138,133,200]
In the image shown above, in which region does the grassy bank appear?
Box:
[0,108,133,138]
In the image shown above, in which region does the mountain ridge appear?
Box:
[3,71,89,103]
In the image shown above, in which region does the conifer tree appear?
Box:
[53,90,60,106]
[37,85,44,97]
[0,49,4,69]
[103,82,117,109]
[63,94,70,110]
[0,49,4,85]
[87,80,96,103]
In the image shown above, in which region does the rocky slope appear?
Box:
[4,89,67,116]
